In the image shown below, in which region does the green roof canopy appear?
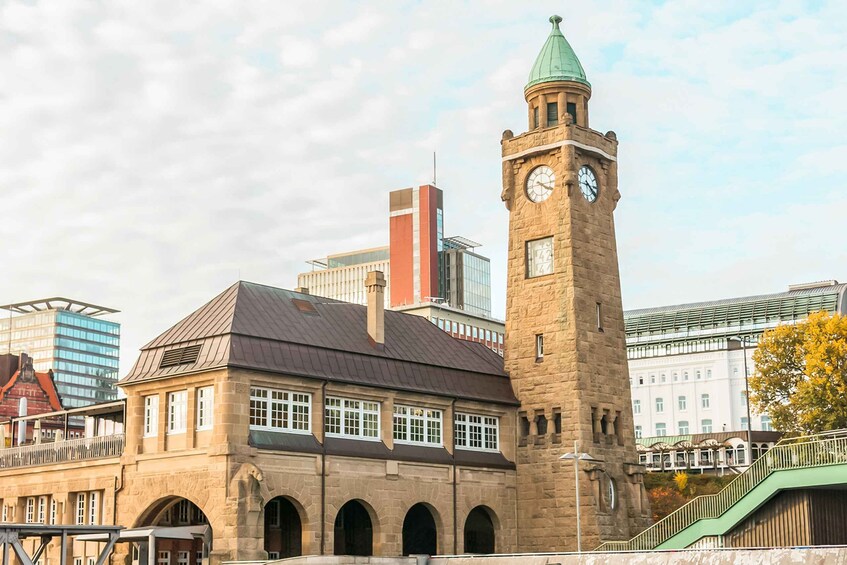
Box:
[526,15,590,91]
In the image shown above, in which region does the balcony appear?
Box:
[0,434,124,469]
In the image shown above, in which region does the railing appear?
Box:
[0,434,124,469]
[597,428,847,552]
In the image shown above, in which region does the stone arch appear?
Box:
[264,495,308,559]
[402,502,439,556]
[333,498,379,556]
[462,505,499,554]
[132,495,213,565]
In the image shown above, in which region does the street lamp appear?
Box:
[729,336,753,468]
[560,441,604,553]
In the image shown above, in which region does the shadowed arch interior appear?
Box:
[464,506,496,554]
[402,503,437,556]
[264,496,302,559]
[333,500,373,556]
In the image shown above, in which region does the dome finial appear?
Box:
[549,15,563,29]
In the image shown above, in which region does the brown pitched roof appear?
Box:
[123,282,517,405]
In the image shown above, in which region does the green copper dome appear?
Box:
[525,15,590,91]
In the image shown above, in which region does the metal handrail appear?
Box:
[0,434,124,469]
[597,429,847,552]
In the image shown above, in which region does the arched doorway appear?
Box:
[333,500,373,556]
[464,506,495,554]
[134,497,210,565]
[402,503,437,556]
[264,497,302,559]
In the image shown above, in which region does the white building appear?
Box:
[296,247,391,308]
[626,280,847,468]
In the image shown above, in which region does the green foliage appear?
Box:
[644,472,734,520]
[750,311,847,434]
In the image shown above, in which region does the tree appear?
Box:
[750,311,847,434]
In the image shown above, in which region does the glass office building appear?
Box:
[441,237,492,318]
[0,299,120,408]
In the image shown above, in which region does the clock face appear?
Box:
[578,166,599,203]
[526,165,555,203]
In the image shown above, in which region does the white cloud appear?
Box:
[1,0,845,376]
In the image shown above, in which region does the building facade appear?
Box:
[392,302,504,357]
[0,15,649,562]
[0,298,120,407]
[297,247,391,309]
[440,237,492,318]
[627,280,847,441]
[501,15,649,551]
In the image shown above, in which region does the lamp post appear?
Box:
[729,336,753,467]
[560,441,604,553]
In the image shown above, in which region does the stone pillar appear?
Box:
[538,94,547,127]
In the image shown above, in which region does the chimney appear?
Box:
[365,271,386,348]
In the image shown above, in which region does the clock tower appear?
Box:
[502,16,650,551]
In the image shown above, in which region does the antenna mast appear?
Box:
[432,151,437,186]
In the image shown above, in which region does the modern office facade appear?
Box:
[296,184,498,348]
[393,301,504,356]
[297,247,391,308]
[0,298,120,408]
[627,280,847,441]
[441,236,492,317]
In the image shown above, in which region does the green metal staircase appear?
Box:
[597,429,847,551]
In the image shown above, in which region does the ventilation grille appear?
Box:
[160,344,202,368]
[291,298,319,316]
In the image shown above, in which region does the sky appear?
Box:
[1,0,846,375]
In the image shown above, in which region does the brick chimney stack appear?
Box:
[365,271,386,348]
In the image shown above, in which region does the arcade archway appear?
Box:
[402,503,437,556]
[333,500,374,556]
[463,506,496,554]
[263,496,303,559]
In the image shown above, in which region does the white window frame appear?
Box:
[2,503,8,522]
[144,395,159,438]
[50,498,57,525]
[702,419,713,433]
[678,396,687,411]
[88,491,98,525]
[73,558,82,565]
[87,558,95,565]
[177,552,189,565]
[633,399,641,415]
[196,386,214,431]
[701,394,711,409]
[655,423,667,437]
[76,493,86,525]
[535,334,544,359]
[678,421,689,434]
[393,405,443,447]
[157,551,171,565]
[324,397,380,440]
[26,497,35,524]
[38,496,47,524]
[634,425,642,439]
[454,413,499,452]
[655,397,664,413]
[168,391,188,435]
[249,387,311,434]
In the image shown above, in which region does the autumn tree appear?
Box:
[750,311,847,433]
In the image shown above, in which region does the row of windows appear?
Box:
[433,318,503,346]
[634,394,713,415]
[0,492,100,525]
[56,311,120,335]
[633,368,714,386]
[56,324,120,346]
[636,415,773,437]
[56,337,119,358]
[144,387,214,437]
[55,347,120,368]
[143,386,501,452]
